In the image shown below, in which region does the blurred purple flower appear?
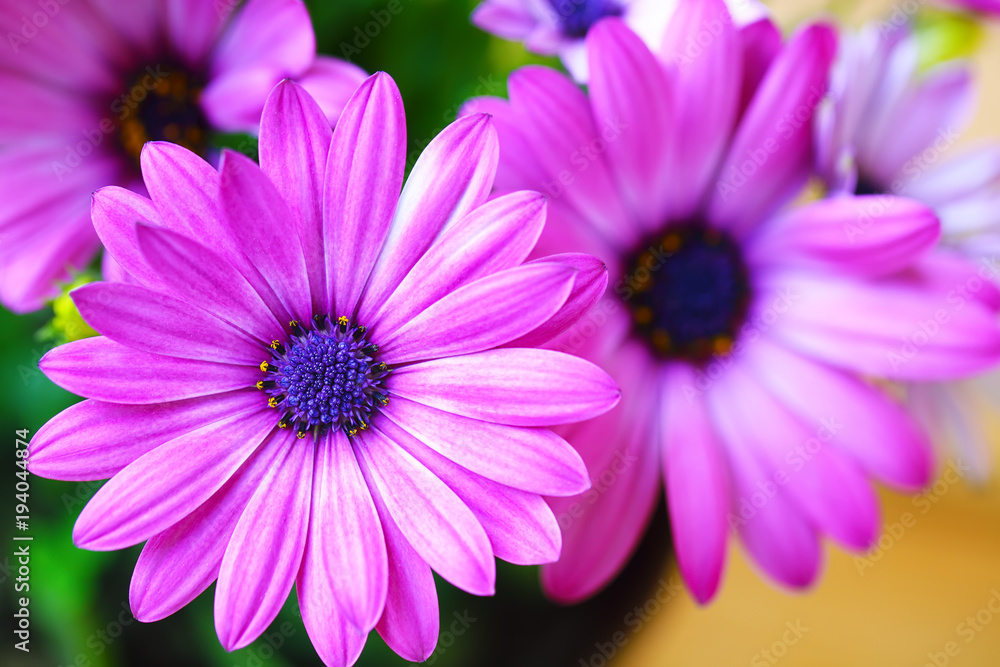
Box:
[470,0,767,81]
[816,22,1000,480]
[0,0,367,312]
[940,0,1000,14]
[27,75,620,665]
[464,3,1000,604]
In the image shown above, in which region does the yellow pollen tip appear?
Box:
[634,306,653,326]
[663,233,682,253]
[270,340,281,350]
[278,421,289,429]
[651,329,672,352]
[338,316,349,326]
[713,336,733,355]
[296,431,307,439]
[268,397,279,408]
[259,361,269,372]
[255,381,265,390]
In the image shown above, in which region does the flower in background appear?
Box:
[0,0,367,313]
[464,2,1000,604]
[816,21,1000,481]
[28,75,619,666]
[471,0,768,81]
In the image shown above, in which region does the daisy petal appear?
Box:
[386,348,620,426]
[215,429,313,651]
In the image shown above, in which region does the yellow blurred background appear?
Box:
[616,2,1000,666]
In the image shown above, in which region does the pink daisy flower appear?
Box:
[0,0,366,312]
[27,75,620,665]
[816,21,1000,479]
[470,0,767,81]
[463,3,1000,604]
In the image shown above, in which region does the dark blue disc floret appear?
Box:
[548,0,623,39]
[257,316,389,439]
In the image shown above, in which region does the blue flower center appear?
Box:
[116,63,209,167]
[548,0,623,38]
[853,174,885,197]
[257,317,388,439]
[622,225,751,363]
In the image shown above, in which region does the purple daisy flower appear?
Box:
[27,75,620,665]
[0,0,366,312]
[470,0,768,81]
[816,21,1000,480]
[463,3,1000,604]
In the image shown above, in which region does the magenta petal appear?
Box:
[130,435,279,622]
[379,415,561,565]
[40,337,262,404]
[359,113,498,324]
[219,149,312,322]
[768,267,1000,380]
[295,56,369,125]
[709,22,838,237]
[311,432,387,633]
[378,262,576,364]
[738,17,783,117]
[356,427,496,596]
[744,338,933,491]
[29,392,259,482]
[507,253,609,348]
[587,19,677,230]
[296,520,368,667]
[369,191,546,339]
[215,429,313,651]
[381,396,589,497]
[258,80,333,312]
[139,142,221,238]
[747,195,940,277]
[72,282,264,365]
[324,72,406,316]
[657,0,742,218]
[91,186,165,290]
[660,365,729,605]
[72,408,275,551]
[165,0,227,66]
[135,224,283,342]
[387,348,620,426]
[370,479,439,663]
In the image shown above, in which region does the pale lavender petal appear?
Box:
[40,337,262,404]
[165,0,228,67]
[219,149,312,322]
[324,72,406,317]
[370,480,439,663]
[215,429,313,651]
[902,146,1000,209]
[369,191,546,339]
[386,348,620,426]
[72,408,276,550]
[295,56,369,125]
[130,434,279,622]
[72,282,264,365]
[381,396,589,497]
[378,416,561,565]
[377,262,576,364]
[709,23,837,237]
[311,432,387,633]
[258,80,333,312]
[471,0,539,40]
[660,365,729,604]
[506,253,609,348]
[746,195,940,277]
[358,113,498,325]
[356,427,496,596]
